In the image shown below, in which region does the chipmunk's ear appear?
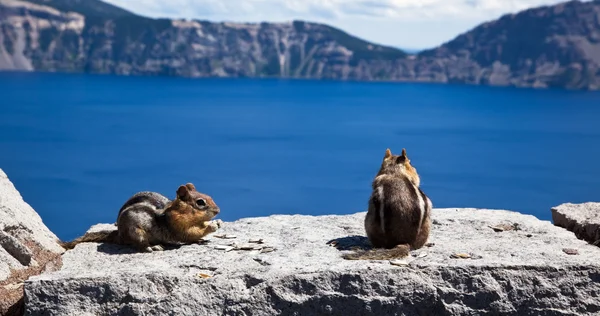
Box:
[185,183,196,192]
[177,185,190,199]
[384,148,392,160]
[396,148,408,164]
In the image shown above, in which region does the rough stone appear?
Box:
[25,208,600,316]
[552,202,600,246]
[0,168,64,316]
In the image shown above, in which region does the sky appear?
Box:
[103,0,574,49]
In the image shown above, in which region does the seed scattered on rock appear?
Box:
[562,248,579,255]
[489,223,520,232]
[260,247,275,253]
[253,257,271,265]
[249,239,264,244]
[197,273,211,279]
[3,282,23,291]
[489,226,506,232]
[214,234,237,239]
[390,259,410,267]
[451,253,472,259]
[214,245,235,252]
[235,244,263,251]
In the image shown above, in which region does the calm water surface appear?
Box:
[1,72,599,240]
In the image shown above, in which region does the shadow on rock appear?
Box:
[326,235,372,251]
[95,243,185,255]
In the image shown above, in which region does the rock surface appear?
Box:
[552,202,600,246]
[25,208,600,315]
[1,0,600,90]
[0,169,64,316]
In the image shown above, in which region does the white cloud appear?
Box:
[101,0,579,48]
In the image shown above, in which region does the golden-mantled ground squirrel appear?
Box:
[61,183,222,252]
[344,148,432,260]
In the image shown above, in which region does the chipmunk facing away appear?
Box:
[60,183,222,253]
[344,148,432,260]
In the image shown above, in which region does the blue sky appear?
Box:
[103,0,574,49]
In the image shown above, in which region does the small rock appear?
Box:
[0,231,33,266]
[249,239,264,244]
[552,203,600,247]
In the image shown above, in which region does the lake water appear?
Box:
[1,72,599,241]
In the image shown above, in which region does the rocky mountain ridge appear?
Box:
[0,0,599,90]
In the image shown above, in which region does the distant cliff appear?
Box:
[419,0,600,90]
[1,0,599,90]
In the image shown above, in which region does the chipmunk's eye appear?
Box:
[196,199,206,207]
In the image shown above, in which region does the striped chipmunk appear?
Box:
[344,148,432,260]
[60,183,222,253]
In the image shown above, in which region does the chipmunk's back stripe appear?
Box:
[119,195,147,213]
[377,186,385,233]
[403,177,421,227]
[418,189,430,229]
[371,189,382,232]
[416,189,425,230]
[119,192,168,215]
[118,201,159,223]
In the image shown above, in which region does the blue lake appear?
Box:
[1,72,599,241]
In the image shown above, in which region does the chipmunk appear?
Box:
[60,183,222,252]
[344,148,432,260]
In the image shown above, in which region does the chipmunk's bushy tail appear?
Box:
[343,244,410,260]
[60,230,120,250]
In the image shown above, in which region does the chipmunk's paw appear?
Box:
[144,245,165,252]
[151,245,165,252]
[207,219,223,232]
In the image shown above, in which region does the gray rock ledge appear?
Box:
[25,209,600,316]
[552,202,600,246]
[0,169,63,316]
